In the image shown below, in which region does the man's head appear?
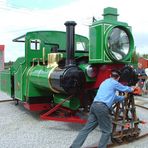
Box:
[111,69,121,80]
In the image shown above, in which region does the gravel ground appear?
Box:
[0,91,148,148]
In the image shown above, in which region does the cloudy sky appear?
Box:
[0,0,148,62]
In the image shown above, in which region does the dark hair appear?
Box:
[111,69,121,79]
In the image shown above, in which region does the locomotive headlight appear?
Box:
[86,65,97,78]
[106,26,134,62]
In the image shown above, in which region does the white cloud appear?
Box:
[0,0,148,62]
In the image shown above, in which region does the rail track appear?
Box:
[108,133,148,148]
[0,99,14,103]
[135,104,148,110]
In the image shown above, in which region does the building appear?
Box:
[0,45,4,72]
[138,57,148,69]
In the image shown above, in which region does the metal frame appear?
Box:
[40,95,87,124]
[111,93,141,143]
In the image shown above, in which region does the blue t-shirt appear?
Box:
[93,78,133,108]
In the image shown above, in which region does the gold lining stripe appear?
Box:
[48,66,60,93]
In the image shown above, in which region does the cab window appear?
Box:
[30,39,40,50]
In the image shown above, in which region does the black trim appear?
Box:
[58,49,88,53]
[27,97,51,104]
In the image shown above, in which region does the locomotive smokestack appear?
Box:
[64,21,77,66]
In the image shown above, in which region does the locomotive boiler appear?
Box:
[0,7,138,126]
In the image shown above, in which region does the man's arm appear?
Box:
[115,82,134,92]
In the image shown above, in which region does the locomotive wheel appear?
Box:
[111,137,123,144]
[134,132,140,138]
[123,135,135,142]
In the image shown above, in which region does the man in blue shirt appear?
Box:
[70,69,135,148]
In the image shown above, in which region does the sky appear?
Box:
[0,0,148,62]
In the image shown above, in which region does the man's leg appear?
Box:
[71,104,98,148]
[93,103,112,148]
[98,108,112,148]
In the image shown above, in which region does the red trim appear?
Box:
[40,95,87,124]
[40,106,87,124]
[23,102,51,111]
[86,64,125,89]
[23,97,87,124]
[40,115,87,124]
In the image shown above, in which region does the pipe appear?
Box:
[42,47,46,65]
[64,21,77,67]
